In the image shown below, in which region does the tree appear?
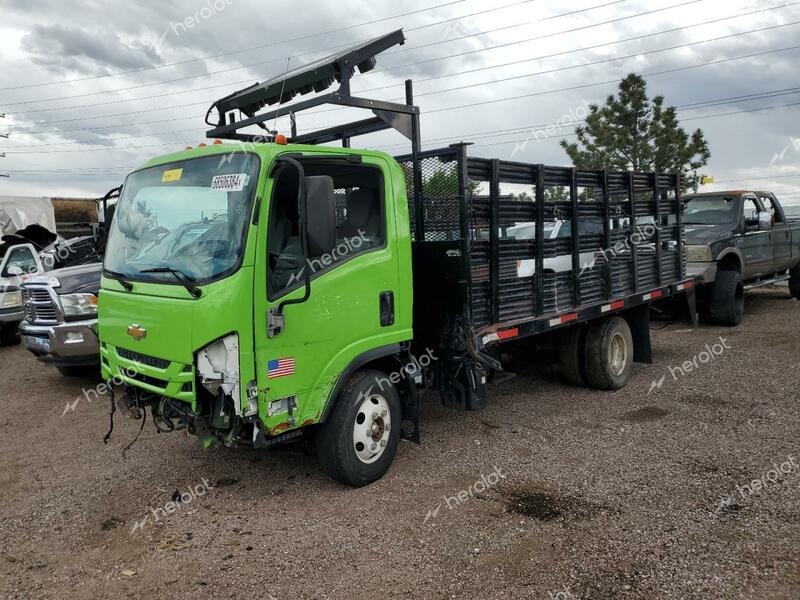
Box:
[561,74,710,190]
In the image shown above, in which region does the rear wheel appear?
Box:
[559,325,588,386]
[790,263,800,299]
[709,268,744,326]
[316,369,401,487]
[0,323,21,346]
[585,316,633,391]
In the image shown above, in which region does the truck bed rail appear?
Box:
[394,144,691,352]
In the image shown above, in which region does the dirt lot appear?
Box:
[1,288,799,599]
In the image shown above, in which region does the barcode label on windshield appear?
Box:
[211,173,246,192]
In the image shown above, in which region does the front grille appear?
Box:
[22,286,58,323]
[117,348,170,369]
[129,372,167,389]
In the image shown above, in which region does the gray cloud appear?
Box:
[20,24,164,74]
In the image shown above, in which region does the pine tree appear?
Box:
[561,74,710,190]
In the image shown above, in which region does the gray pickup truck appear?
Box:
[19,262,102,375]
[684,191,800,325]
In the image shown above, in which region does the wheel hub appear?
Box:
[608,331,628,377]
[353,393,391,464]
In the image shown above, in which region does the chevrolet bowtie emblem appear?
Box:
[127,324,147,340]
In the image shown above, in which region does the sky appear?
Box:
[0,0,799,208]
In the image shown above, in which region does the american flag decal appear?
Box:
[268,357,295,379]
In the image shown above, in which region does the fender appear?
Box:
[319,343,404,423]
[716,247,743,270]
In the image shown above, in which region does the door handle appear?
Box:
[379,291,394,327]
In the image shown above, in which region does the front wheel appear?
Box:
[316,369,401,487]
[709,269,744,326]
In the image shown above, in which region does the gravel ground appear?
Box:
[1,288,799,600]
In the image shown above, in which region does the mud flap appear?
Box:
[684,286,699,326]
[398,377,420,444]
[439,358,488,411]
[623,304,653,364]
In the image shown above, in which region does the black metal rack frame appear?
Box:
[394,144,694,356]
[205,29,422,152]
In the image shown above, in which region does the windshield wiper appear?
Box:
[139,267,202,298]
[104,269,133,291]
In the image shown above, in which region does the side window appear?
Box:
[742,197,760,229]
[267,161,385,298]
[2,246,37,277]
[761,196,783,223]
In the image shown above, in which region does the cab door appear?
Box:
[252,154,411,435]
[739,195,773,279]
[760,193,791,272]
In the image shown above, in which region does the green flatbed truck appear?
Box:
[100,31,696,486]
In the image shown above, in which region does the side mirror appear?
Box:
[304,175,336,257]
[6,266,23,277]
[758,211,772,231]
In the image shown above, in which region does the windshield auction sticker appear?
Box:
[211,173,246,192]
[161,168,183,183]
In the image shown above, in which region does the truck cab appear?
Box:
[684,190,800,324]
[100,143,414,483]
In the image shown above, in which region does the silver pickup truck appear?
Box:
[684,191,800,325]
[19,263,102,376]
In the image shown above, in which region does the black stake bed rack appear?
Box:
[394,144,696,366]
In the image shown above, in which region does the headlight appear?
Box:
[60,293,98,316]
[685,245,713,262]
[0,291,22,308]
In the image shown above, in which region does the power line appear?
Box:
[375,88,800,150]
[5,40,800,149]
[0,0,473,92]
[10,0,786,126]
[7,0,634,117]
[17,16,790,129]
[422,44,800,116]
[8,87,799,154]
[7,94,800,169]
[12,16,792,137]
[0,0,697,108]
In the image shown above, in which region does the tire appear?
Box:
[790,263,800,299]
[585,316,634,391]
[316,369,402,487]
[0,323,21,346]
[709,268,744,326]
[559,325,589,386]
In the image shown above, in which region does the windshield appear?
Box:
[105,154,260,284]
[683,195,738,225]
